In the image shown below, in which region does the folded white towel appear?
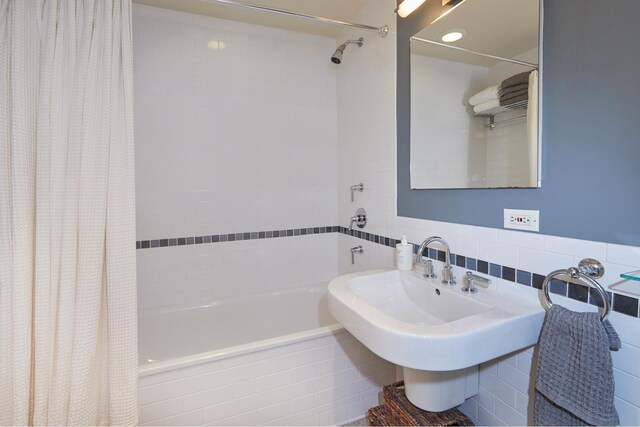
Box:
[469,85,500,105]
[473,99,500,113]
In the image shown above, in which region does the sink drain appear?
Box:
[435,289,441,296]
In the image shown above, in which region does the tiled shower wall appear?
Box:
[132,4,339,308]
[410,54,488,189]
[336,0,640,425]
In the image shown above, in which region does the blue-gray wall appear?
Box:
[397,0,640,246]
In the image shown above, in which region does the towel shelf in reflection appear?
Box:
[542,258,611,321]
[473,99,528,118]
[474,99,528,130]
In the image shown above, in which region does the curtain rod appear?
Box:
[411,36,538,68]
[199,0,390,37]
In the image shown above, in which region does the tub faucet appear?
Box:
[415,236,456,286]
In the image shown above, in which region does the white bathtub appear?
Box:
[139,284,337,373]
[137,283,396,426]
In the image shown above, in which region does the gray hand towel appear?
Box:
[499,90,528,106]
[499,82,529,97]
[500,71,531,89]
[533,305,621,426]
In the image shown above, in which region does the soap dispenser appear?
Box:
[395,235,414,271]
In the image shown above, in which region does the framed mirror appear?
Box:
[410,0,541,189]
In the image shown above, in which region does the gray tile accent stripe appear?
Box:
[135,225,640,319]
[136,226,339,250]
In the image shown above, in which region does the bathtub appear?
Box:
[137,283,396,426]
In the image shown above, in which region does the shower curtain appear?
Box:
[0,1,138,425]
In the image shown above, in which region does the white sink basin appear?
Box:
[328,269,545,411]
[329,269,544,370]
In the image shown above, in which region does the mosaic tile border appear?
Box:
[135,225,640,319]
[136,226,340,249]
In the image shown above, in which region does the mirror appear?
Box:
[410,0,540,189]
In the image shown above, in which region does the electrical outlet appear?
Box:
[504,209,539,232]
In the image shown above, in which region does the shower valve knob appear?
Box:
[348,208,367,231]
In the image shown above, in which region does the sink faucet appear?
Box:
[415,236,456,286]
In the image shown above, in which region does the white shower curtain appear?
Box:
[0,1,138,425]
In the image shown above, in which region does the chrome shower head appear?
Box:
[330,37,364,64]
[331,46,344,64]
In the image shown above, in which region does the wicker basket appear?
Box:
[366,381,474,426]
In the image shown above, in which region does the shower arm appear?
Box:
[338,38,364,50]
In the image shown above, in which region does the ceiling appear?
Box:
[133,0,374,39]
[412,0,539,67]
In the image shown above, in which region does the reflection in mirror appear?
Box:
[410,0,540,189]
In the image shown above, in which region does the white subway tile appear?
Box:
[607,244,640,267]
[460,397,479,421]
[497,229,544,250]
[478,403,507,426]
[544,235,606,259]
[288,363,318,383]
[213,409,256,426]
[271,382,305,402]
[462,225,499,242]
[254,401,290,424]
[271,352,305,373]
[614,368,640,407]
[202,399,240,424]
[141,397,183,423]
[516,391,529,416]
[302,345,333,364]
[161,375,203,399]
[139,384,163,405]
[161,409,203,426]
[495,397,527,426]
[289,393,319,413]
[255,372,289,393]
[616,396,640,427]
[319,384,348,405]
[477,387,495,413]
[478,240,519,267]
[304,374,334,394]
[490,378,518,409]
[333,367,360,386]
[517,350,535,375]
[518,248,573,275]
[497,362,531,395]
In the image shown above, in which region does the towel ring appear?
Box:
[542,259,611,321]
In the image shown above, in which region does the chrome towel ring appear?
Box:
[541,258,611,321]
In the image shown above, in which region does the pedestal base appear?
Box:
[403,366,478,412]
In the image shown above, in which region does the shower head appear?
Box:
[330,37,364,64]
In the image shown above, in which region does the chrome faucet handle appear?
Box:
[442,265,456,286]
[351,245,364,265]
[350,183,364,202]
[423,260,437,279]
[461,271,491,294]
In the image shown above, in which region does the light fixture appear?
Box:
[207,40,226,50]
[441,29,466,42]
[396,0,426,18]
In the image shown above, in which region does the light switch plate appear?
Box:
[504,209,539,232]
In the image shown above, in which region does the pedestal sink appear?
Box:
[328,269,544,412]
